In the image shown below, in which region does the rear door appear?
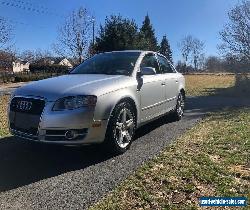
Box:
[157,55,179,110]
[139,53,166,122]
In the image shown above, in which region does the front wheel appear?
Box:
[172,92,185,121]
[104,102,136,154]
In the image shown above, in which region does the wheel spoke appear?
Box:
[122,109,127,123]
[116,122,123,130]
[181,100,185,108]
[126,119,134,128]
[118,131,124,144]
[124,131,131,142]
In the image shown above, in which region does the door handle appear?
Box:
[161,82,166,86]
[175,80,178,83]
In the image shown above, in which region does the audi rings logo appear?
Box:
[16,100,32,111]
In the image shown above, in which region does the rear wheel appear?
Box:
[104,102,136,154]
[172,92,185,121]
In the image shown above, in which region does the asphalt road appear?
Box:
[0,96,249,209]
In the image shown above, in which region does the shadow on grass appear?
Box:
[203,73,250,97]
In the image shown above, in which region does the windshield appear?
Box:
[70,52,140,75]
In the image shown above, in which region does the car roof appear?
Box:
[103,50,155,54]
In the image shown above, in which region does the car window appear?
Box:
[70,52,140,75]
[158,55,174,73]
[140,54,161,74]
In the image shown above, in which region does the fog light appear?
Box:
[65,130,77,140]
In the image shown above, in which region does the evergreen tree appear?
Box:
[159,35,173,63]
[138,14,158,51]
[94,15,139,52]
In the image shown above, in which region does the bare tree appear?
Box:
[20,49,52,63]
[20,50,36,63]
[192,38,205,70]
[197,53,206,70]
[178,35,205,70]
[0,50,16,71]
[53,7,93,64]
[0,17,12,50]
[219,0,250,61]
[178,35,193,65]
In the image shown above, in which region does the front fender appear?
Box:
[93,86,140,124]
[177,74,186,94]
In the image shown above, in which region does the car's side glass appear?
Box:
[158,56,174,73]
[140,54,161,74]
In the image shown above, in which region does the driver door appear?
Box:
[157,55,179,110]
[139,53,166,122]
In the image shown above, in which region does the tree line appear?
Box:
[53,10,173,64]
[0,0,249,72]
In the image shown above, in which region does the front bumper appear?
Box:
[9,100,108,145]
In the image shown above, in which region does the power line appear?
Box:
[0,0,65,18]
[13,0,51,12]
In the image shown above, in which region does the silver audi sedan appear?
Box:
[8,50,185,154]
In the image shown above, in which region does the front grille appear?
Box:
[10,97,45,115]
[9,97,45,136]
[10,123,38,135]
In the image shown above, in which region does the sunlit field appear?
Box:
[185,74,235,96]
[185,73,249,97]
[0,95,10,137]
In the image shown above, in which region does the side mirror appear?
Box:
[140,67,156,75]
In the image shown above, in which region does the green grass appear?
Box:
[90,108,250,210]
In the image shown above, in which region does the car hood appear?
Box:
[14,74,126,101]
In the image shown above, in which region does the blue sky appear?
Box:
[0,0,238,62]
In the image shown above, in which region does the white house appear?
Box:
[58,58,73,68]
[48,57,73,68]
[12,60,30,73]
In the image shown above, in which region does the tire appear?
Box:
[104,101,136,154]
[172,92,185,121]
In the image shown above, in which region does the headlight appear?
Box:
[52,95,97,111]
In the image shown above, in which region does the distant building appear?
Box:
[35,57,73,68]
[12,60,30,73]
[0,59,30,73]
[52,58,73,68]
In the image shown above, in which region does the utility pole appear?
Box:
[92,18,95,45]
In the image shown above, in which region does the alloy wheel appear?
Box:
[177,94,184,118]
[114,108,135,148]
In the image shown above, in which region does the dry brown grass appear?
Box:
[0,95,10,137]
[185,74,235,96]
[185,73,250,97]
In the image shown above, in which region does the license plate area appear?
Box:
[10,111,41,135]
